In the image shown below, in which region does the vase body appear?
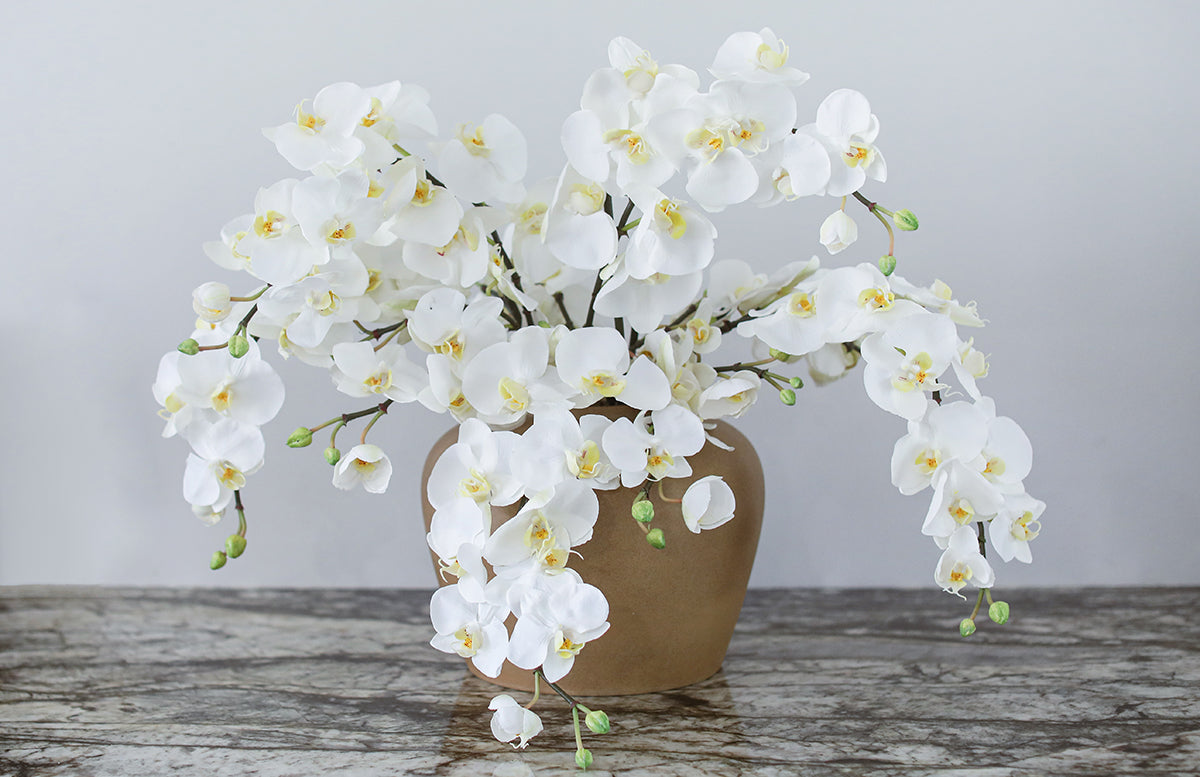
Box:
[420,405,764,695]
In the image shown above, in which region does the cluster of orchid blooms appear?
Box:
[153,29,1043,764]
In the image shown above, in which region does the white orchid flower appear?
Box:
[543,165,618,271]
[332,443,392,494]
[379,158,465,248]
[484,481,599,574]
[461,327,572,426]
[429,584,509,678]
[257,256,377,349]
[426,418,522,512]
[595,262,706,335]
[709,28,810,85]
[973,397,1033,494]
[817,263,924,342]
[291,169,386,254]
[173,342,285,429]
[263,81,371,172]
[507,574,610,682]
[555,327,671,410]
[681,475,737,533]
[602,404,706,488]
[182,419,265,510]
[488,694,543,749]
[818,210,858,254]
[623,191,717,280]
[988,492,1045,564]
[437,113,528,205]
[922,462,1004,540]
[330,341,427,404]
[406,288,507,362]
[798,88,887,197]
[402,205,493,288]
[860,311,959,421]
[236,178,328,286]
[890,275,985,328]
[935,525,996,598]
[696,370,760,420]
[512,409,619,501]
[736,276,826,358]
[891,400,990,496]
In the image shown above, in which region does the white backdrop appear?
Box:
[2,1,1196,590]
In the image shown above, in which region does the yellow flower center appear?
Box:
[253,210,287,238]
[787,292,816,318]
[949,498,975,525]
[654,198,687,239]
[217,462,246,490]
[857,287,894,311]
[1012,511,1042,541]
[455,123,490,157]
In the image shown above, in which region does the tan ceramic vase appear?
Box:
[420,405,765,696]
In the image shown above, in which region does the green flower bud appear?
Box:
[768,348,796,363]
[178,338,200,356]
[789,376,803,388]
[228,334,250,359]
[575,747,593,770]
[210,551,227,570]
[286,427,314,448]
[646,528,666,549]
[779,388,796,406]
[878,254,897,277]
[324,447,341,466]
[893,209,919,231]
[225,534,247,559]
[584,709,610,734]
[988,600,1010,625]
[631,499,654,523]
[959,618,976,637]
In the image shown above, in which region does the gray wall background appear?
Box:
[2,1,1195,590]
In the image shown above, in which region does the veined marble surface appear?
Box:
[1,587,1197,776]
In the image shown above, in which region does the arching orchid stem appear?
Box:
[976,522,987,558]
[665,301,700,331]
[985,588,995,606]
[969,589,986,621]
[534,669,580,707]
[572,706,586,760]
[358,320,407,342]
[553,292,576,329]
[839,195,847,212]
[712,357,776,372]
[656,480,682,504]
[234,490,247,538]
[307,401,394,436]
[359,406,389,444]
[615,197,634,231]
[196,341,229,352]
[852,191,896,255]
[229,285,268,303]
[583,272,604,328]
[373,327,401,352]
[524,672,541,709]
[235,303,259,333]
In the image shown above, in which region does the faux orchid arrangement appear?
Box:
[154,29,1044,768]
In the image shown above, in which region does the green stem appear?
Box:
[525,672,541,709]
[360,407,387,444]
[572,705,585,752]
[234,490,247,538]
[852,191,895,255]
[969,589,985,620]
[712,357,776,372]
[229,285,269,303]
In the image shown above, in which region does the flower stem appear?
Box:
[229,285,268,303]
[656,480,682,504]
[525,671,541,709]
[852,191,895,256]
[234,490,247,538]
[969,589,985,620]
[360,407,387,444]
[712,357,775,372]
[553,292,576,329]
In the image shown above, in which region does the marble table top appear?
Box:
[1,587,1197,776]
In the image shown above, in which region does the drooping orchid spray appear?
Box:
[155,29,1043,767]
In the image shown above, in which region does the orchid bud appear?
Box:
[575,747,593,770]
[225,534,247,558]
[959,618,976,637]
[646,528,665,549]
[768,348,797,363]
[878,254,897,277]
[779,388,796,406]
[228,334,250,359]
[584,709,610,734]
[893,209,919,231]
[287,427,314,448]
[210,551,227,570]
[178,338,200,356]
[324,447,341,466]
[988,601,1010,625]
[789,376,803,388]
[192,281,232,323]
[631,497,654,523]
